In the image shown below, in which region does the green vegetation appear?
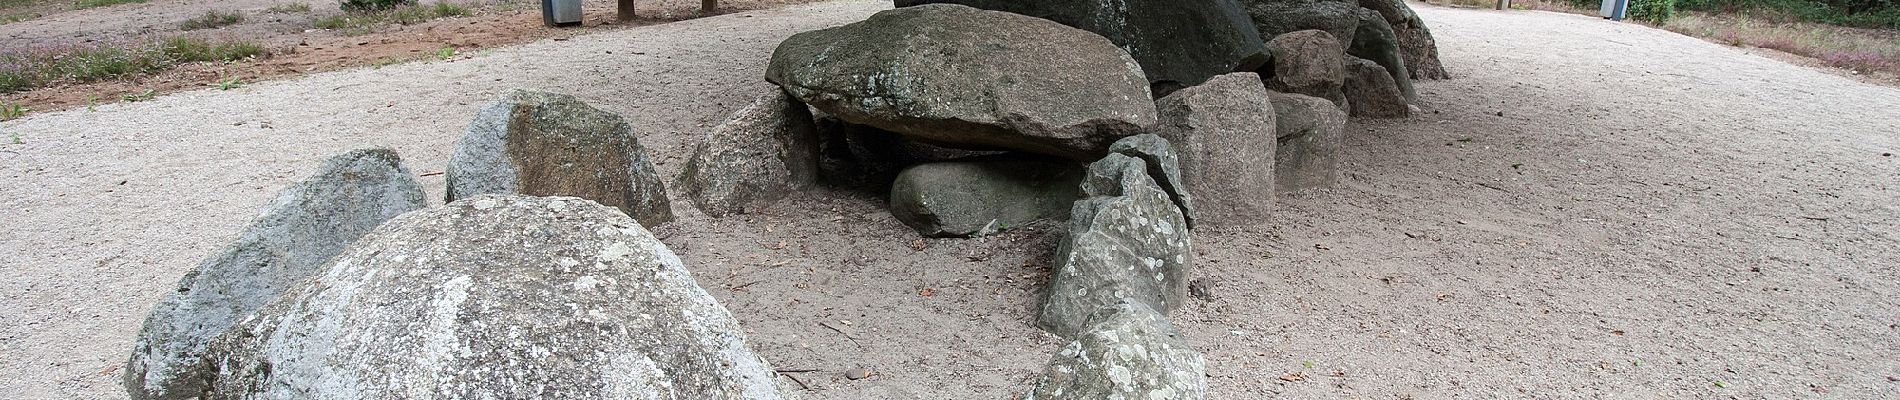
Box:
[1562,0,1900,27]
[71,0,144,10]
[179,10,243,30]
[313,1,471,35]
[265,2,311,13]
[341,0,415,11]
[1631,0,1678,23]
[210,75,242,90]
[1665,13,1900,73]
[1,101,27,121]
[0,36,268,94]
[121,88,155,102]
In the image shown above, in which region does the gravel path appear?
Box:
[2,1,1897,398]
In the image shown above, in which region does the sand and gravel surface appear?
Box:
[3,0,1898,398]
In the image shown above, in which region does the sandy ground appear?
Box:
[2,1,1898,398]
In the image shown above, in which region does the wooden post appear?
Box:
[1495,0,1510,9]
[618,0,635,21]
[701,0,717,15]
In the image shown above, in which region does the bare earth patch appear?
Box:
[2,1,1898,399]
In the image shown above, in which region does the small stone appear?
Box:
[845,368,872,380]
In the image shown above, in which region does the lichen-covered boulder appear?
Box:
[892,0,1269,97]
[1359,0,1448,80]
[1343,56,1412,119]
[1241,0,1362,51]
[1152,73,1276,227]
[1024,302,1207,400]
[889,156,1085,238]
[681,89,820,217]
[1263,30,1348,112]
[124,148,427,400]
[1039,153,1192,338]
[1268,91,1345,192]
[1348,7,1416,102]
[200,195,793,399]
[1106,135,1195,229]
[766,4,1157,160]
[447,90,673,226]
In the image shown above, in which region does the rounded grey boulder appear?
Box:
[888,156,1085,238]
[199,195,793,399]
[1343,56,1412,119]
[1152,73,1277,227]
[766,4,1157,160]
[1241,0,1363,51]
[681,89,820,217]
[124,148,426,400]
[1025,302,1206,400]
[1264,30,1349,112]
[892,0,1270,97]
[447,90,674,226]
[1268,91,1346,192]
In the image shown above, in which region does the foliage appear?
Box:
[71,0,143,10]
[1666,13,1900,74]
[1632,0,1678,22]
[179,10,243,30]
[314,2,470,35]
[1,101,26,121]
[0,36,268,94]
[340,0,415,12]
[265,2,311,13]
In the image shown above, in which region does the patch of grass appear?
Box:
[71,0,143,10]
[0,36,270,94]
[210,74,242,90]
[1,101,27,121]
[179,10,243,30]
[265,2,311,13]
[1666,13,1900,74]
[0,12,37,25]
[434,46,455,60]
[312,1,471,35]
[121,88,154,102]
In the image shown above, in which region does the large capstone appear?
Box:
[1241,0,1363,51]
[1359,0,1448,80]
[447,90,673,226]
[1268,91,1346,192]
[681,89,820,217]
[1024,302,1207,400]
[1348,7,1416,102]
[1343,56,1412,119]
[199,195,793,399]
[124,148,427,400]
[1263,30,1348,112]
[889,156,1084,238]
[1039,153,1192,338]
[1152,73,1277,227]
[766,3,1157,160]
[892,0,1269,97]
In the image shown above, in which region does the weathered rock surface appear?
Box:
[447,90,673,225]
[1040,153,1192,338]
[892,0,1269,97]
[1241,0,1362,51]
[1024,302,1207,400]
[1348,7,1417,102]
[200,195,793,399]
[1106,135,1195,229]
[1268,91,1346,192]
[1360,0,1448,79]
[1343,56,1412,119]
[681,89,820,217]
[889,156,1084,238]
[124,148,426,400]
[1263,30,1348,112]
[1152,73,1276,227]
[766,4,1157,160]
[813,113,1003,190]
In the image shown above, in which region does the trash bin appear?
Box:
[1600,0,1629,21]
[542,0,582,27]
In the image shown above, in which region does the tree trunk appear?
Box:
[701,0,717,15]
[618,0,635,21]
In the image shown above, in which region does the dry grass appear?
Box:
[312,1,471,35]
[1666,12,1900,74]
[179,10,243,30]
[0,36,268,94]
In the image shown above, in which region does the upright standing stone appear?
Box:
[681,89,820,217]
[200,195,794,399]
[1263,30,1349,112]
[1343,56,1412,118]
[1040,153,1192,338]
[447,90,673,226]
[1151,73,1277,227]
[1024,302,1207,400]
[1106,135,1196,229]
[1267,91,1345,192]
[1349,7,1416,102]
[124,148,427,400]
[766,4,1157,160]
[1359,0,1449,80]
[892,0,1269,97]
